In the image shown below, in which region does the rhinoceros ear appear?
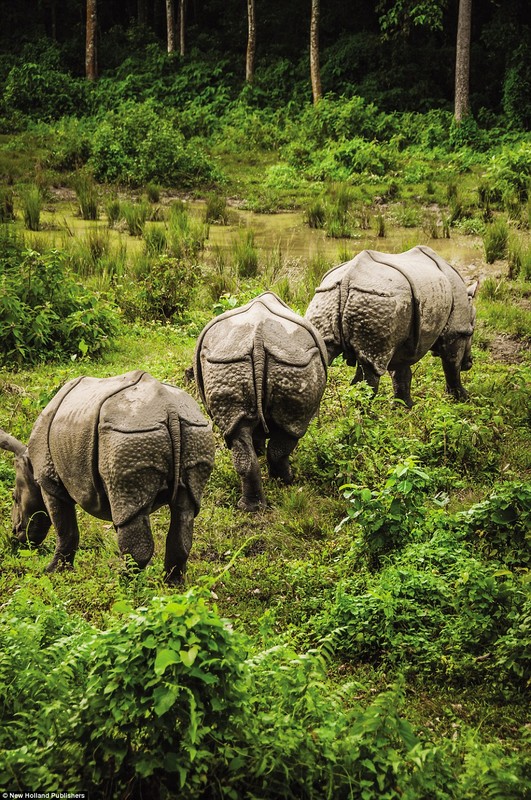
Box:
[0,430,27,456]
[468,281,478,299]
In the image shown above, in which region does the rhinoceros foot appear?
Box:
[237,495,268,513]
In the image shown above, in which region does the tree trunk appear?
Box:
[179,0,186,56]
[85,0,97,81]
[137,0,146,26]
[454,0,472,122]
[246,0,256,84]
[310,0,322,104]
[166,0,176,54]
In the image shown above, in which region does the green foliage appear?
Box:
[118,255,198,323]
[73,171,99,221]
[121,199,149,236]
[0,243,120,365]
[232,228,259,278]
[2,62,88,121]
[167,203,209,260]
[487,142,531,202]
[0,187,14,222]
[339,457,433,559]
[204,192,229,224]
[90,102,221,188]
[21,184,42,231]
[483,219,509,263]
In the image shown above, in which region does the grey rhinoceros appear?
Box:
[305,246,478,407]
[0,370,215,582]
[194,292,327,511]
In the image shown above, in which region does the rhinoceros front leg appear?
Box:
[267,429,298,485]
[42,494,80,571]
[116,514,154,571]
[441,358,468,401]
[390,365,413,408]
[231,424,266,512]
[164,486,195,584]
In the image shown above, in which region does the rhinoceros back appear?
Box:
[196,292,327,440]
[358,248,454,361]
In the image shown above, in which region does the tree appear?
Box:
[179,0,186,56]
[85,0,97,81]
[310,0,322,103]
[166,0,176,54]
[454,0,472,122]
[246,0,256,84]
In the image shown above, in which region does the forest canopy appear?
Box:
[0,0,529,126]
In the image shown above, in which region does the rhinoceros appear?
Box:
[194,292,327,511]
[305,246,478,407]
[0,370,215,582]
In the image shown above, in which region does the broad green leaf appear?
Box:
[180,646,199,667]
[154,647,180,675]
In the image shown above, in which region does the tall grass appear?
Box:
[122,201,149,236]
[105,198,121,227]
[167,202,209,259]
[204,193,229,224]
[73,172,99,220]
[483,218,509,263]
[22,185,42,231]
[233,229,259,277]
[0,187,15,222]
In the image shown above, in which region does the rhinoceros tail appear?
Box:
[251,322,269,436]
[166,409,182,510]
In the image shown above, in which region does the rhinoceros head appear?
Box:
[0,431,51,544]
[460,281,478,371]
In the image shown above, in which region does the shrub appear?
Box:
[0,247,120,365]
[487,141,531,201]
[89,102,221,188]
[117,254,198,322]
[2,63,88,121]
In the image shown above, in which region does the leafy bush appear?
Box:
[117,254,198,322]
[0,245,120,365]
[89,101,221,187]
[487,141,531,201]
[2,63,88,121]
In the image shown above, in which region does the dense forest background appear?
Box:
[0,0,529,125]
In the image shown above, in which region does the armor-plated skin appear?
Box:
[0,371,215,582]
[195,292,328,511]
[305,246,477,407]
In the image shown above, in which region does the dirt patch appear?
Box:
[488,333,530,364]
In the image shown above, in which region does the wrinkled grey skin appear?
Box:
[195,292,327,511]
[0,371,215,582]
[305,246,478,407]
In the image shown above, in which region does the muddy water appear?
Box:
[33,194,500,285]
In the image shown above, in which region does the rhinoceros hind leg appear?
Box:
[165,487,195,584]
[116,514,154,571]
[267,430,298,485]
[43,496,79,572]
[390,365,413,408]
[352,360,381,395]
[231,425,267,512]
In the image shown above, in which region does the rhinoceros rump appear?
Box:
[0,371,215,581]
[195,292,327,511]
[305,246,477,406]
